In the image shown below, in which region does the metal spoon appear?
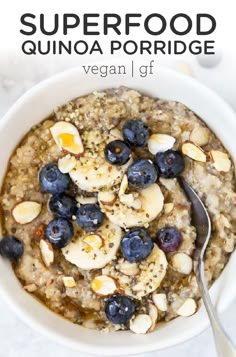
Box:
[178,176,236,357]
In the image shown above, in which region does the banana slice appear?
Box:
[98,183,164,228]
[102,244,167,298]
[62,220,122,270]
[70,157,132,192]
[69,128,132,192]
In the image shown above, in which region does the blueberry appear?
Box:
[48,193,78,219]
[76,204,104,232]
[127,159,158,188]
[39,162,70,194]
[156,226,182,252]
[45,217,74,248]
[121,228,154,262]
[122,119,149,147]
[104,140,131,166]
[0,236,24,261]
[154,150,185,179]
[105,294,135,325]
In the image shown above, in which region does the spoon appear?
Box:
[178,176,236,357]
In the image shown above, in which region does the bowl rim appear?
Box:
[0,62,236,356]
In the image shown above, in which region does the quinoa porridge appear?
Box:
[0,87,235,333]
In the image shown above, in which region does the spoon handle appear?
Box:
[196,259,236,357]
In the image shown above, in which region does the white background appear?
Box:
[0,0,236,356]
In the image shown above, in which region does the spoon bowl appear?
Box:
[178,176,236,357]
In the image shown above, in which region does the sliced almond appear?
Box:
[171,253,193,275]
[83,234,104,250]
[159,178,176,191]
[182,141,207,162]
[148,134,175,155]
[118,261,139,276]
[130,314,152,334]
[177,298,197,317]
[12,201,42,225]
[119,175,128,196]
[210,150,231,172]
[77,196,98,206]
[62,276,76,288]
[76,196,98,205]
[152,293,168,312]
[91,275,118,296]
[58,154,77,173]
[50,121,84,156]
[148,303,158,332]
[23,283,37,293]
[189,127,209,147]
[99,191,117,206]
[164,203,174,214]
[39,239,54,267]
[109,128,123,140]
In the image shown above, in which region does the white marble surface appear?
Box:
[0,52,235,357]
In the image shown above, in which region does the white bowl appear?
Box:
[0,62,235,356]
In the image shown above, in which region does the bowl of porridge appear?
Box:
[0,62,235,355]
